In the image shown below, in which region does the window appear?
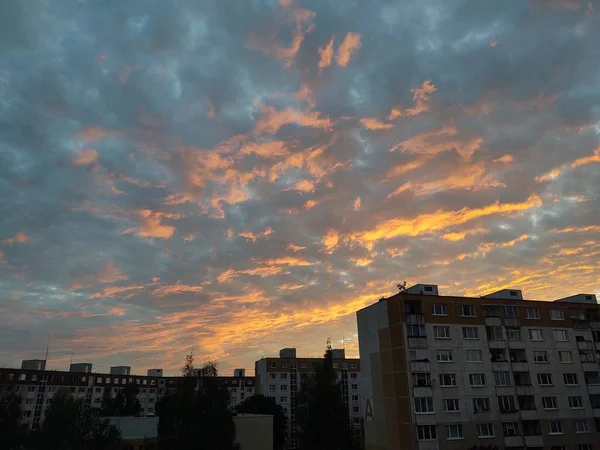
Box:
[352,418,360,425]
[269,373,276,379]
[477,423,494,438]
[431,304,448,316]
[461,304,476,317]
[93,398,100,404]
[564,373,578,386]
[529,329,543,341]
[559,351,573,363]
[433,326,450,339]
[95,387,102,393]
[462,326,479,339]
[548,421,563,435]
[280,373,287,379]
[579,445,593,450]
[443,398,460,412]
[269,362,276,368]
[550,309,565,320]
[498,396,516,412]
[487,326,503,340]
[533,351,548,363]
[436,349,453,363]
[417,425,437,440]
[569,396,583,408]
[537,373,553,386]
[466,349,482,362]
[526,308,540,319]
[580,352,595,363]
[351,384,358,390]
[25,398,33,405]
[494,372,512,386]
[414,397,434,414]
[473,397,490,412]
[247,387,253,392]
[28,386,36,392]
[554,329,568,342]
[502,422,520,437]
[506,328,521,340]
[96,377,103,383]
[407,324,426,337]
[469,373,486,387]
[352,406,359,413]
[542,396,558,410]
[269,385,276,391]
[503,306,518,318]
[411,373,431,387]
[352,395,359,401]
[350,373,357,379]
[440,373,457,387]
[446,425,463,440]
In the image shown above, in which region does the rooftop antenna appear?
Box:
[44,335,50,370]
[326,337,332,352]
[397,281,407,292]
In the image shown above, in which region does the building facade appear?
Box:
[0,364,253,429]
[255,348,362,449]
[357,283,600,450]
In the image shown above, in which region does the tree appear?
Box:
[237,394,287,450]
[0,391,26,450]
[100,384,142,417]
[34,390,123,450]
[296,349,359,450]
[156,356,238,450]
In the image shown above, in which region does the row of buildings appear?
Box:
[2,283,600,450]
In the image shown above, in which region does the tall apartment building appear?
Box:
[0,363,253,429]
[255,348,362,449]
[357,283,600,450]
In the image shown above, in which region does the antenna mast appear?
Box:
[326,337,332,352]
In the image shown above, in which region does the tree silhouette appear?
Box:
[0,392,26,450]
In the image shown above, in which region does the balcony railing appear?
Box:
[405,313,424,324]
[407,337,428,348]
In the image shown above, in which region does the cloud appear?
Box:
[0,250,5,265]
[493,154,514,163]
[322,229,341,252]
[2,232,30,246]
[353,197,361,211]
[122,210,177,239]
[253,104,334,135]
[287,243,306,252]
[360,118,394,130]
[239,227,274,242]
[291,179,315,192]
[73,149,99,166]
[318,38,335,70]
[336,32,362,67]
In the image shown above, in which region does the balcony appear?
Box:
[488,340,506,349]
[485,317,502,326]
[503,318,521,327]
[590,321,600,330]
[582,362,598,372]
[410,361,430,372]
[520,409,538,421]
[516,385,534,396]
[511,362,529,372]
[413,386,433,397]
[499,409,519,421]
[405,314,425,324]
[408,337,428,348]
[525,435,544,447]
[491,361,511,371]
[577,341,594,351]
[594,408,600,418]
[504,436,523,447]
[587,385,600,395]
[507,340,526,349]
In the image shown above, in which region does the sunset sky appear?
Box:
[1,0,599,375]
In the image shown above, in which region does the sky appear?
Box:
[1,0,600,375]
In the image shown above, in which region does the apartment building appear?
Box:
[357,283,600,450]
[255,348,362,449]
[0,363,253,429]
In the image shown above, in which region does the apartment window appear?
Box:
[593,331,600,342]
[529,329,543,341]
[433,326,450,339]
[498,396,516,412]
[579,445,593,450]
[349,363,358,369]
[502,422,520,437]
[350,373,357,379]
[93,398,100,404]
[443,398,460,412]
[417,425,437,440]
[580,352,595,363]
[466,349,482,362]
[461,304,476,317]
[494,372,512,386]
[269,385,276,392]
[569,396,583,409]
[280,373,287,380]
[477,423,494,438]
[407,324,426,337]
[473,397,490,412]
[269,373,276,379]
[280,385,288,391]
[28,386,36,392]
[533,351,548,363]
[469,373,486,387]
[462,326,479,339]
[25,398,33,405]
[487,326,503,340]
[351,384,358,390]
[564,373,578,386]
[554,329,569,342]
[548,421,563,435]
[446,424,463,440]
[440,373,457,387]
[247,387,253,393]
[559,351,573,363]
[412,373,431,387]
[526,308,540,319]
[542,396,558,410]
[550,309,565,320]
[95,387,102,393]
[96,377,103,383]
[436,349,453,363]
[269,362,276,368]
[503,305,518,318]
[352,395,359,401]
[352,406,359,413]
[414,397,434,414]
[352,418,360,425]
[537,373,553,386]
[506,328,521,340]
[431,304,447,316]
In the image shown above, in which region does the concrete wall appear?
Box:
[234,414,273,450]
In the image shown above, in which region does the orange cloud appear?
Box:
[391,124,482,160]
[408,163,504,196]
[2,232,30,246]
[336,32,361,67]
[350,258,373,267]
[387,80,437,119]
[123,210,177,239]
[77,127,115,142]
[551,225,600,234]
[571,146,600,168]
[387,108,402,121]
[254,104,333,135]
[353,197,361,211]
[441,228,486,241]
[239,141,289,158]
[535,167,562,182]
[318,38,335,69]
[304,200,318,210]
[478,234,530,256]
[291,179,315,192]
[360,117,394,130]
[73,149,99,166]
[0,250,5,265]
[385,159,426,179]
[536,147,600,182]
[239,227,274,242]
[278,283,305,291]
[152,284,205,296]
[108,307,127,317]
[322,229,341,252]
[287,243,306,252]
[88,284,146,299]
[217,268,237,284]
[96,262,128,284]
[493,154,514,163]
[350,195,542,246]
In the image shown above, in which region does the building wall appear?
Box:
[234,414,273,450]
